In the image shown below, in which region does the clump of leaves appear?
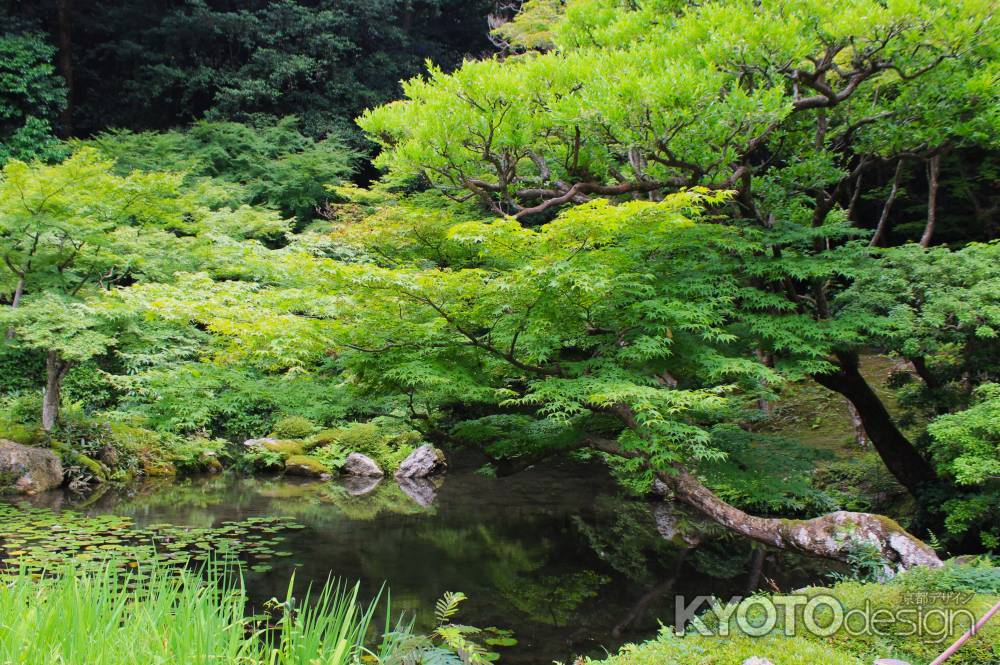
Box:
[312,442,349,472]
[270,415,318,440]
[318,422,422,472]
[380,591,513,665]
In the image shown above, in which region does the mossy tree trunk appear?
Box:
[41,351,73,432]
[585,434,942,570]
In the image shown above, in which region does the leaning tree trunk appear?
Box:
[41,351,73,432]
[585,435,942,570]
[812,352,938,496]
[663,464,941,570]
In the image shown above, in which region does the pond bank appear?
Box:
[2,458,834,664]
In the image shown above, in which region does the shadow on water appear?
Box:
[9,459,835,664]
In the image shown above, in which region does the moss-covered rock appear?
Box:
[263,439,306,457]
[284,454,330,478]
[74,453,110,483]
[304,428,340,451]
[0,439,63,494]
[144,461,178,477]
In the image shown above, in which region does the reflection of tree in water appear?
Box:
[70,475,436,526]
[411,521,613,628]
[499,570,611,627]
[571,496,808,636]
[573,498,687,584]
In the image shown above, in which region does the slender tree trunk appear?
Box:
[870,159,905,247]
[754,348,774,416]
[5,276,24,339]
[812,352,938,495]
[847,401,869,447]
[585,436,942,570]
[42,350,72,432]
[56,0,74,137]
[919,154,941,248]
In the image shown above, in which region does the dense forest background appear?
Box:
[1,1,495,147]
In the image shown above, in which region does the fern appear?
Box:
[434,591,466,625]
[435,626,490,665]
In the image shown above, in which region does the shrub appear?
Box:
[0,421,43,445]
[164,436,230,474]
[325,422,424,471]
[269,415,318,439]
[238,445,284,472]
[305,428,342,450]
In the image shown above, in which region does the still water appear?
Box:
[14,459,832,663]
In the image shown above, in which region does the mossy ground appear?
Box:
[591,569,1000,665]
[762,354,914,515]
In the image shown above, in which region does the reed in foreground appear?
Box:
[0,564,382,665]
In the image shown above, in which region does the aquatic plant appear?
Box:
[0,563,380,665]
[0,503,302,576]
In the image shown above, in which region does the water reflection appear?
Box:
[11,460,832,663]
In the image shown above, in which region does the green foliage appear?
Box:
[120,364,351,442]
[89,118,357,222]
[826,541,892,584]
[491,0,564,51]
[311,442,350,472]
[320,422,422,472]
[239,445,286,473]
[0,347,44,393]
[270,415,319,440]
[381,590,505,665]
[812,452,908,514]
[434,591,467,625]
[0,30,67,163]
[843,242,1000,418]
[896,557,1000,595]
[0,563,381,665]
[697,426,837,515]
[926,383,1000,547]
[590,630,863,665]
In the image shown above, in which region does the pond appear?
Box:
[4,457,833,664]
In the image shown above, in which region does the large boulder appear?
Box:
[343,453,384,477]
[0,440,63,494]
[394,444,446,479]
